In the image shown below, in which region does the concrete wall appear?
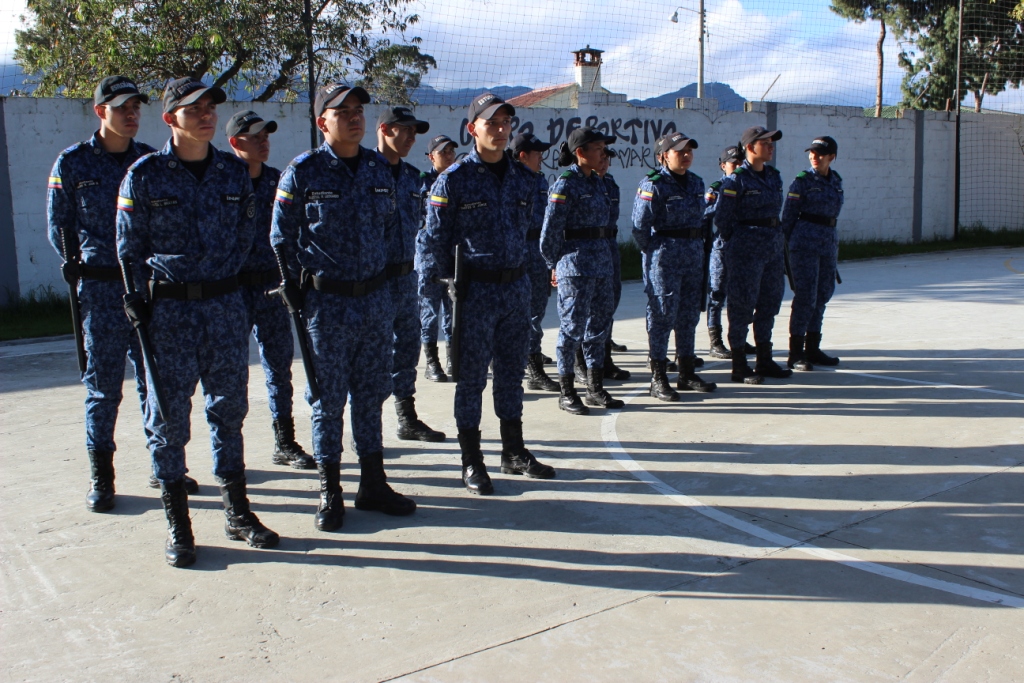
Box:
[0,96,1019,301]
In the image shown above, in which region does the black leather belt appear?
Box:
[526,229,541,240]
[799,212,838,227]
[79,264,122,282]
[564,227,616,240]
[386,261,415,279]
[149,276,239,301]
[655,227,703,239]
[236,269,279,287]
[739,218,780,228]
[465,264,525,284]
[303,270,387,297]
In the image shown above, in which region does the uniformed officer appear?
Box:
[375,107,446,442]
[421,92,556,495]
[713,125,793,384]
[705,145,755,359]
[225,110,314,470]
[272,83,415,531]
[417,134,457,382]
[596,147,631,382]
[46,76,194,512]
[508,132,559,393]
[782,135,844,370]
[541,127,624,415]
[633,132,717,401]
[117,78,278,567]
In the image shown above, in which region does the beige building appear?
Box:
[508,46,630,108]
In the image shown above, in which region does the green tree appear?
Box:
[830,0,900,117]
[14,0,436,104]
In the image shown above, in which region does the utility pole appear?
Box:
[304,0,317,149]
[953,0,964,240]
[698,0,706,99]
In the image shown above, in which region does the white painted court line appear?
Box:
[831,369,1024,399]
[602,389,1024,609]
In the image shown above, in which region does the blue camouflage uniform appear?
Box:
[416,168,452,345]
[421,149,533,432]
[116,140,256,483]
[704,177,728,329]
[713,160,786,352]
[524,166,552,356]
[270,144,396,464]
[632,166,708,362]
[47,133,155,454]
[238,163,296,421]
[381,151,425,399]
[605,172,623,326]
[782,167,844,337]
[540,165,615,376]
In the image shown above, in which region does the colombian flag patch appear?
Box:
[722,188,737,196]
[429,195,448,207]
[638,190,653,202]
[116,196,133,212]
[48,176,62,190]
[275,188,293,205]
[549,193,566,204]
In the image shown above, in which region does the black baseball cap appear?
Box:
[426,135,457,155]
[719,145,743,164]
[655,132,698,155]
[225,110,278,138]
[314,83,370,117]
[95,76,148,107]
[468,92,515,122]
[162,78,226,113]
[377,107,429,134]
[740,126,782,148]
[605,147,617,158]
[566,127,615,153]
[510,132,552,157]
[806,135,838,156]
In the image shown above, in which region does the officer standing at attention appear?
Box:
[596,147,631,382]
[417,134,458,382]
[632,132,717,402]
[272,84,415,531]
[782,135,844,371]
[541,127,624,415]
[375,107,446,443]
[47,76,188,512]
[705,145,756,360]
[508,132,559,393]
[225,110,314,470]
[421,92,556,495]
[713,126,793,384]
[117,78,278,567]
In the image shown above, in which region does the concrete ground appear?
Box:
[1,248,1022,683]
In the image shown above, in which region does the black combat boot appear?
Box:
[667,357,678,372]
[220,476,280,548]
[458,429,493,495]
[526,353,560,392]
[355,452,417,515]
[423,343,448,382]
[558,374,590,415]
[585,372,625,409]
[499,420,556,479]
[160,480,196,568]
[692,355,704,368]
[787,335,813,371]
[678,356,717,392]
[150,473,199,495]
[86,449,116,512]
[272,416,316,469]
[649,359,680,402]
[754,342,793,379]
[603,341,631,380]
[395,396,446,442]
[314,461,345,531]
[744,340,757,355]
[806,332,840,366]
[542,353,554,365]
[445,342,453,376]
[731,349,764,384]
[610,339,627,352]
[574,347,588,384]
[708,326,731,359]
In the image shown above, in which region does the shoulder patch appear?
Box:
[796,171,808,179]
[288,150,315,168]
[419,171,429,179]
[560,170,573,179]
[647,173,662,182]
[646,169,659,178]
[710,180,722,189]
[442,161,461,175]
[733,167,747,175]
[60,141,88,157]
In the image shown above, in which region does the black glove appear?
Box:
[123,291,150,328]
[272,279,304,314]
[60,260,80,285]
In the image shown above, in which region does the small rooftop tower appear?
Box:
[573,46,603,92]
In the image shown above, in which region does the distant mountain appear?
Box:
[409,84,532,107]
[629,82,746,111]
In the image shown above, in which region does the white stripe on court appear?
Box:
[602,389,1024,609]
[830,369,1024,399]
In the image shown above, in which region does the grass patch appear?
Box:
[838,226,1024,261]
[0,288,74,341]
